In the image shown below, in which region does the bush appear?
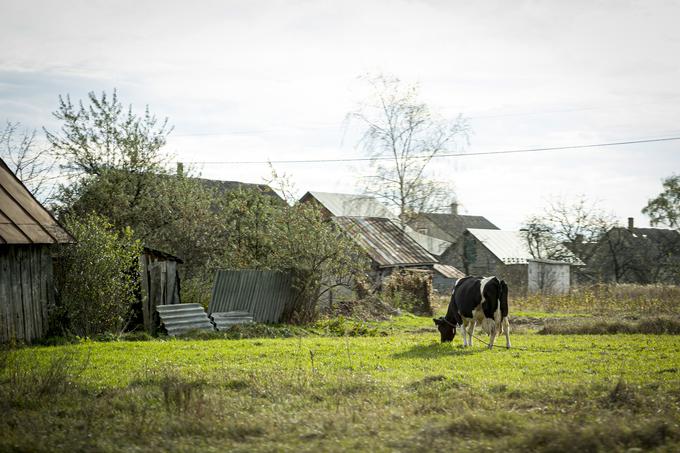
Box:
[382,270,433,315]
[54,214,142,337]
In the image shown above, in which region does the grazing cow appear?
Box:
[433,276,510,349]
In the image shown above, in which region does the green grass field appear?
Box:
[2,311,680,453]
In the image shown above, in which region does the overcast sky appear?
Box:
[1,0,679,229]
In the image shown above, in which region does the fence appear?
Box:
[208,270,298,323]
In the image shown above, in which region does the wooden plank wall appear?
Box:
[140,255,181,333]
[0,245,53,343]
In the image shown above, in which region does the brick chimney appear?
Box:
[628,217,634,232]
[450,202,458,215]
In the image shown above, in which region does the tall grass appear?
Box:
[513,283,680,315]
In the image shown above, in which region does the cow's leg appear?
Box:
[461,319,468,347]
[488,323,497,350]
[468,320,475,346]
[503,317,511,349]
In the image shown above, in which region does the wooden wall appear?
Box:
[139,254,181,333]
[0,245,53,343]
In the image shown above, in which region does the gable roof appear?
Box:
[0,158,73,244]
[405,227,452,256]
[301,191,396,218]
[196,178,284,203]
[433,263,466,279]
[467,228,583,265]
[333,216,437,268]
[412,213,499,242]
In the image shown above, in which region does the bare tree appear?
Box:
[522,196,616,263]
[0,121,55,201]
[348,74,469,224]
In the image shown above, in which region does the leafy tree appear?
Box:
[348,74,469,224]
[46,90,225,277]
[54,214,142,337]
[643,175,680,228]
[45,90,171,176]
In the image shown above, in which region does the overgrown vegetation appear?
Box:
[512,283,680,316]
[382,270,433,315]
[53,214,142,337]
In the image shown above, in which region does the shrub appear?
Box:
[54,214,142,337]
[382,270,433,315]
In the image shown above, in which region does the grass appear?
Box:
[2,324,680,452]
[2,285,680,451]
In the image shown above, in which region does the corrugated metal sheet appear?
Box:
[209,270,297,323]
[302,191,397,218]
[211,311,254,330]
[0,158,74,244]
[333,217,437,268]
[433,263,465,279]
[156,303,214,336]
[467,229,584,265]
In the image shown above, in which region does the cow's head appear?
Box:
[433,317,456,342]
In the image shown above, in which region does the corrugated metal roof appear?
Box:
[405,227,452,256]
[0,158,73,245]
[433,263,466,279]
[334,216,437,268]
[467,228,583,265]
[209,270,297,323]
[303,191,396,218]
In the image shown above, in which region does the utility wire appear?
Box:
[177,135,680,165]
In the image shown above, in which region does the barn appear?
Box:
[0,157,74,343]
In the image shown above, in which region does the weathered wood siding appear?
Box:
[139,254,181,333]
[0,245,53,343]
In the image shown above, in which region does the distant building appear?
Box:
[442,228,583,294]
[407,203,499,245]
[299,191,396,219]
[586,217,680,284]
[195,177,285,204]
[332,216,438,281]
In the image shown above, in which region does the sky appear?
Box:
[1,0,679,229]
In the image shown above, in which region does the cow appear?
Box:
[433,276,510,349]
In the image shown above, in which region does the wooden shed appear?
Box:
[139,247,183,334]
[0,158,74,343]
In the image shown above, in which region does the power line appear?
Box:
[177,136,680,165]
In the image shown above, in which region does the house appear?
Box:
[332,216,438,283]
[299,191,396,219]
[0,157,74,343]
[195,177,285,204]
[407,202,499,245]
[441,228,583,294]
[586,217,680,284]
[300,191,466,295]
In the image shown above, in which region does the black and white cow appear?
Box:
[433,276,510,349]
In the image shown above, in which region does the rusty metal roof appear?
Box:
[0,158,73,245]
[433,263,466,279]
[334,216,437,268]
